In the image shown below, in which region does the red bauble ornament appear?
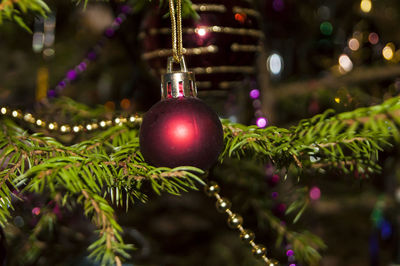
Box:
[140,97,223,169]
[139,0,262,92]
[139,57,224,170]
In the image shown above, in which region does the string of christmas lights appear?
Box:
[0,106,141,133]
[47,4,133,99]
[0,4,138,135]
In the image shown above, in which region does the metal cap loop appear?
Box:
[161,56,197,99]
[167,56,187,73]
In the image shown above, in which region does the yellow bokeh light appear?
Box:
[348,38,360,51]
[360,0,372,13]
[334,97,341,103]
[382,45,394,60]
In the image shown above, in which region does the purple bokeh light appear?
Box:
[309,186,321,200]
[256,117,268,128]
[273,0,285,11]
[47,90,56,98]
[66,70,77,81]
[115,17,123,25]
[87,51,97,61]
[58,81,66,88]
[249,89,260,99]
[120,5,131,14]
[77,62,87,72]
[105,28,115,38]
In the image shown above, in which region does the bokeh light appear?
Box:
[267,53,284,75]
[256,117,268,128]
[334,97,341,103]
[272,0,284,12]
[196,27,207,37]
[368,32,379,45]
[320,21,333,35]
[249,89,260,99]
[360,0,372,13]
[317,6,331,20]
[348,38,360,51]
[255,110,263,117]
[309,186,321,200]
[338,54,353,72]
[338,54,353,71]
[382,43,394,60]
[120,98,131,109]
[234,13,246,24]
[252,99,261,109]
[267,174,280,186]
[105,101,116,111]
[32,207,41,216]
[380,220,392,240]
[228,115,237,123]
[286,249,294,256]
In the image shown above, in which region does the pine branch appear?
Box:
[0,0,49,32]
[0,0,198,32]
[223,96,400,175]
[0,119,204,264]
[272,64,400,99]
[0,96,399,264]
[259,209,326,266]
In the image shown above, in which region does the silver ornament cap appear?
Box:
[161,56,197,99]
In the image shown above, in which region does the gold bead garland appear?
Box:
[0,106,142,134]
[204,181,280,265]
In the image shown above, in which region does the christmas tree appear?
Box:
[0,0,399,265]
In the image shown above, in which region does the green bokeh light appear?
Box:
[320,21,333,35]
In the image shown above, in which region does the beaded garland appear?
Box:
[0,106,141,134]
[205,181,280,265]
[47,5,133,99]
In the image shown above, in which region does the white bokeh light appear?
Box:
[267,53,284,75]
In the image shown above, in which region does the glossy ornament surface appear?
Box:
[139,57,224,170]
[139,97,224,169]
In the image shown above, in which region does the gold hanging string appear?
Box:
[169,0,183,63]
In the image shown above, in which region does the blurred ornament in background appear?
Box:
[139,0,263,95]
